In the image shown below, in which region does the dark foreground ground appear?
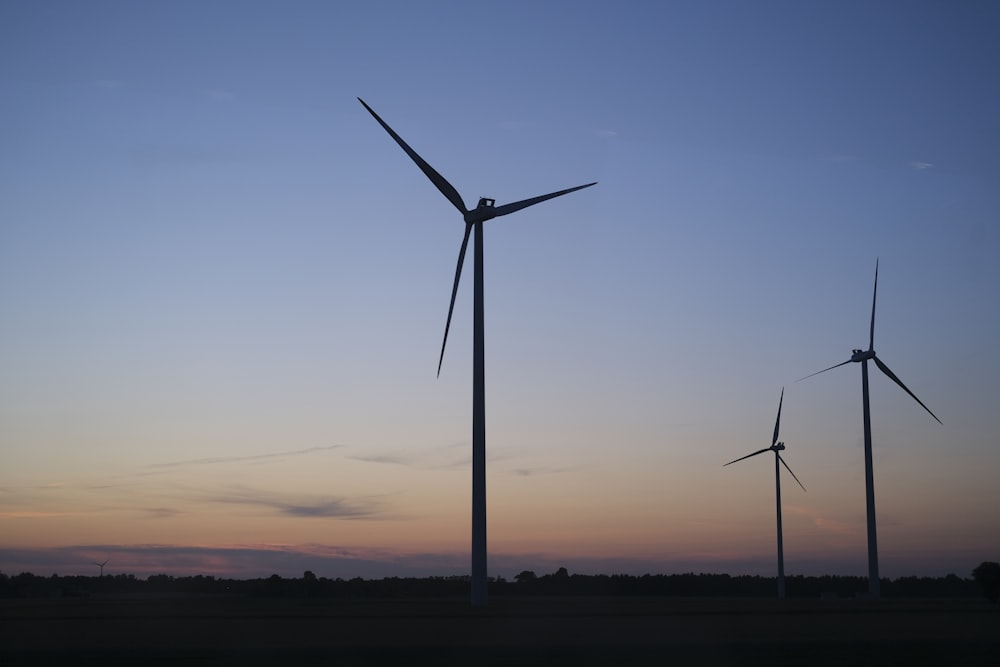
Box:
[1,595,997,666]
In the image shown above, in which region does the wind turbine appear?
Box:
[94,560,108,577]
[800,259,940,598]
[359,98,596,606]
[724,388,805,599]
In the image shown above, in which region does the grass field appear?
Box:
[2,595,997,665]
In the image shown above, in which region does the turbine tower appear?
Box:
[800,259,940,597]
[724,388,805,599]
[94,560,108,577]
[359,98,596,606]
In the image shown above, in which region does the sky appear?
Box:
[1,1,998,582]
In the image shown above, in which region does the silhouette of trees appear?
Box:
[972,561,1000,602]
[0,571,16,598]
[0,568,985,600]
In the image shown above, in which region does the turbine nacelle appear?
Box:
[851,349,875,362]
[772,442,785,452]
[464,198,497,224]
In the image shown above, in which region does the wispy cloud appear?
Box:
[349,442,471,471]
[283,502,374,518]
[787,505,855,536]
[351,443,517,472]
[591,129,617,138]
[150,445,344,469]
[202,486,385,520]
[908,161,933,170]
[512,465,577,477]
[350,454,410,466]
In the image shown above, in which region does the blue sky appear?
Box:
[1,1,998,580]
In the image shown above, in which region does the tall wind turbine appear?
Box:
[800,259,940,598]
[724,388,805,599]
[94,560,108,577]
[359,98,596,606]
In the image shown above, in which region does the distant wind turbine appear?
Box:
[799,259,941,598]
[94,560,108,577]
[724,388,805,599]
[359,98,596,606]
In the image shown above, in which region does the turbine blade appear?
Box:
[796,359,852,382]
[491,182,597,218]
[778,454,806,492]
[772,387,784,447]
[358,98,467,215]
[723,447,771,467]
[438,224,473,377]
[869,258,879,351]
[872,355,942,424]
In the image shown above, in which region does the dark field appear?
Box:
[2,595,997,666]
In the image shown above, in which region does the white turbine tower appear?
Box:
[800,259,941,597]
[724,388,805,599]
[359,98,596,606]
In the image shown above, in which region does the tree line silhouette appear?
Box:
[2,563,997,601]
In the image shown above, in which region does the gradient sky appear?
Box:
[2,1,998,581]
